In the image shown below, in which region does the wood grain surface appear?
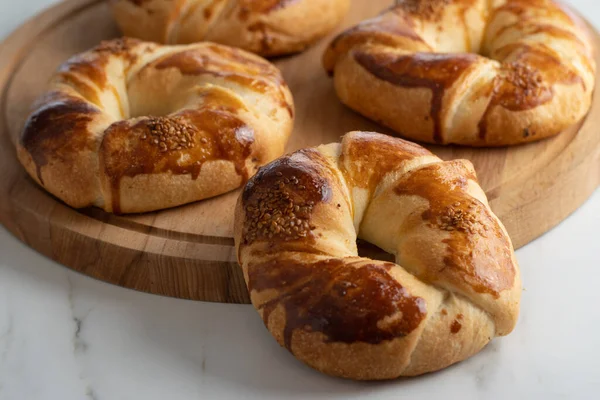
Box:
[0,0,598,303]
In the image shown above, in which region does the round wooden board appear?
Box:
[1,0,599,303]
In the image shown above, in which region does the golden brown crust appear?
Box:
[339,130,434,193]
[393,161,515,298]
[109,0,351,57]
[248,258,428,349]
[240,148,330,246]
[323,0,596,146]
[234,131,521,380]
[18,38,294,213]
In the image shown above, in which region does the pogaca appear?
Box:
[18,38,294,213]
[324,0,596,146]
[234,131,521,380]
[110,0,351,57]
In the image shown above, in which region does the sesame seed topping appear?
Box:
[241,150,332,245]
[437,201,484,235]
[397,0,451,20]
[243,173,317,243]
[502,62,545,94]
[141,116,197,152]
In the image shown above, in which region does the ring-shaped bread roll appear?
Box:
[234,131,521,380]
[110,0,351,57]
[18,38,294,213]
[324,0,596,146]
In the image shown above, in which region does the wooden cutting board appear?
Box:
[1,0,599,303]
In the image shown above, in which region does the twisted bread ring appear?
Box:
[324,0,596,146]
[18,38,294,214]
[110,0,351,57]
[234,132,521,380]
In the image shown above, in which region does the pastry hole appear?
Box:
[357,239,395,263]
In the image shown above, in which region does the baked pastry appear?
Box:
[234,131,521,380]
[109,0,351,57]
[324,0,596,146]
[18,38,294,214]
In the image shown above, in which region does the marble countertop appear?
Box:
[1,0,599,399]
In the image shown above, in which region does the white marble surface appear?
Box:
[1,0,599,399]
